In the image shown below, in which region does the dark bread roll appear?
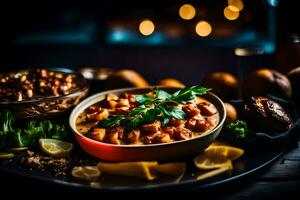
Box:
[287,67,300,102]
[158,78,185,88]
[224,102,237,125]
[105,70,149,89]
[243,69,292,99]
[203,72,239,100]
[244,96,292,133]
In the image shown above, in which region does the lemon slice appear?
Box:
[194,151,233,170]
[97,161,158,180]
[72,166,101,181]
[154,162,186,177]
[197,166,232,180]
[210,141,229,147]
[0,152,14,159]
[5,147,28,153]
[39,139,73,158]
[206,145,244,161]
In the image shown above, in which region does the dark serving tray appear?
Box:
[0,145,285,192]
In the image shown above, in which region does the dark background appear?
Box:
[0,0,299,85]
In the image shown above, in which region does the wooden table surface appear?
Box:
[216,141,300,199]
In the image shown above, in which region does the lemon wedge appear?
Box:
[39,139,73,158]
[197,166,232,180]
[5,147,28,153]
[0,152,14,159]
[194,151,233,170]
[154,162,186,177]
[72,166,101,181]
[206,145,244,161]
[97,161,158,180]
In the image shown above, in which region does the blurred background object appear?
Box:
[0,0,298,88]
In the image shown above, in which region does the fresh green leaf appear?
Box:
[0,112,17,149]
[124,117,143,133]
[165,107,186,120]
[51,124,68,140]
[135,94,154,105]
[0,112,68,149]
[142,108,156,124]
[156,90,171,100]
[170,86,211,103]
[128,105,146,116]
[98,115,125,128]
[226,120,248,138]
[161,117,170,126]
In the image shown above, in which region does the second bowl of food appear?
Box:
[0,68,89,119]
[70,86,226,161]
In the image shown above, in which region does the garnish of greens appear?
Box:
[226,120,248,138]
[0,112,68,149]
[98,86,211,133]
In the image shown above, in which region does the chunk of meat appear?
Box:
[106,94,119,108]
[185,118,197,130]
[87,128,106,141]
[152,133,171,143]
[106,94,119,101]
[105,132,120,145]
[127,130,141,144]
[128,94,138,107]
[142,120,161,133]
[108,125,125,140]
[86,105,99,113]
[108,100,118,109]
[183,104,200,118]
[197,102,217,116]
[86,109,109,122]
[113,106,130,115]
[170,118,186,127]
[195,120,210,132]
[128,94,136,103]
[161,126,175,138]
[173,127,192,140]
[144,132,171,144]
[117,98,130,107]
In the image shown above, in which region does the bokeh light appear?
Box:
[228,0,244,11]
[179,4,196,20]
[224,6,240,20]
[195,20,212,37]
[139,19,155,36]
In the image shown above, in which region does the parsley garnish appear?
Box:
[226,120,248,138]
[98,86,211,133]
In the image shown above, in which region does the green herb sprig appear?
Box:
[98,85,211,132]
[226,120,248,138]
[0,112,68,149]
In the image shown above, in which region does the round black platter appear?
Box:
[0,145,285,192]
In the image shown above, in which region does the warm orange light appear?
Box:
[224,6,240,20]
[139,19,155,36]
[228,0,244,11]
[195,20,212,37]
[179,4,196,20]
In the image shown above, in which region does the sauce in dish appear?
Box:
[76,87,219,145]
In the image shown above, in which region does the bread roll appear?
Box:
[243,68,292,99]
[105,70,149,89]
[203,72,239,100]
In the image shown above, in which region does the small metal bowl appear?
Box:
[78,67,114,94]
[69,87,226,161]
[0,67,89,119]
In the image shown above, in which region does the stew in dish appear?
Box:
[76,87,219,145]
